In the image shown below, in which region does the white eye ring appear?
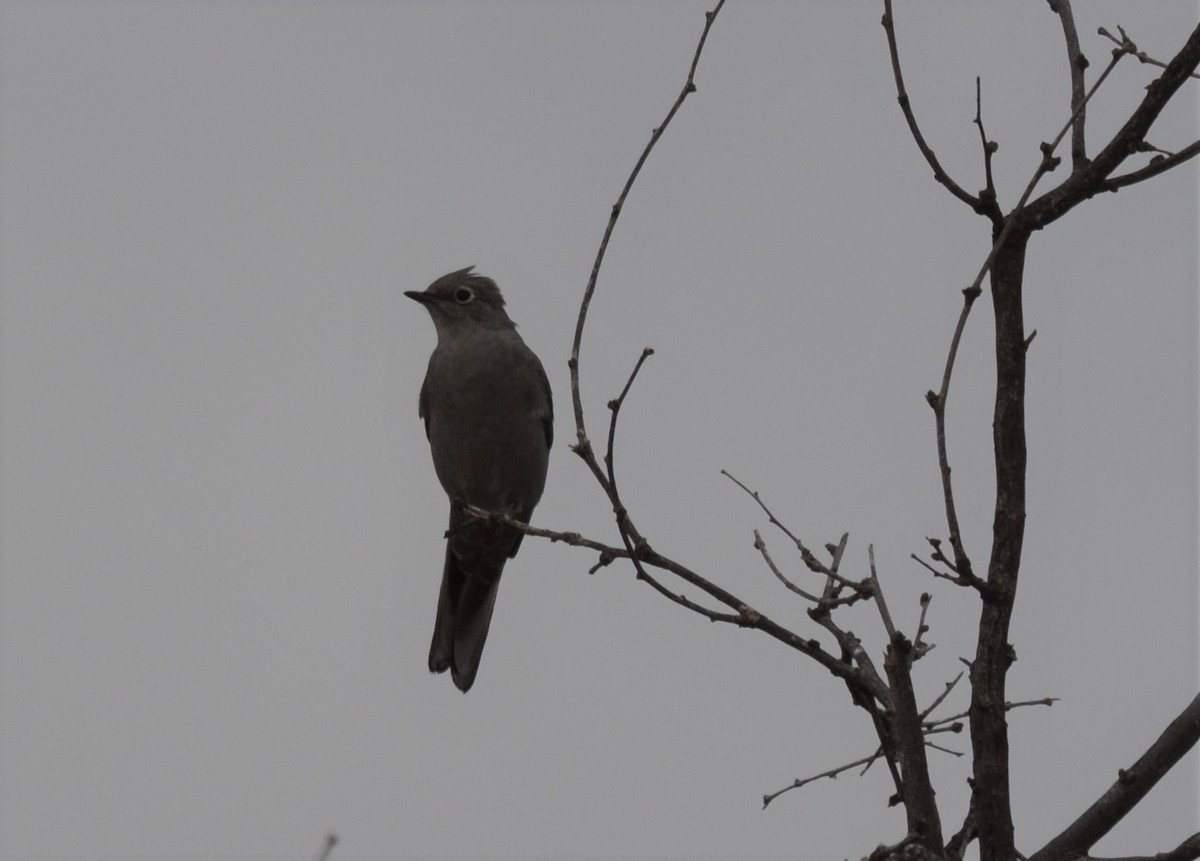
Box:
[454,287,474,304]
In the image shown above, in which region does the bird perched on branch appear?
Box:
[405,267,553,692]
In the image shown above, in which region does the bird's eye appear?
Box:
[454,287,474,304]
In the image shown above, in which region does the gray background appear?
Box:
[2,2,1197,859]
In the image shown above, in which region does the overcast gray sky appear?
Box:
[2,2,1197,860]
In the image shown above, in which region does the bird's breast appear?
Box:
[423,334,550,512]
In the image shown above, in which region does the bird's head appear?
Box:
[405,266,514,332]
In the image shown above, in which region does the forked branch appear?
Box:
[881,0,997,217]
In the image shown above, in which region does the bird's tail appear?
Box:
[428,545,502,693]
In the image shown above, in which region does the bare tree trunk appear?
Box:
[971,229,1030,861]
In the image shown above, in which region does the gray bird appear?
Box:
[406,267,553,693]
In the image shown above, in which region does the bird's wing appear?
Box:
[418,375,431,441]
[535,356,553,451]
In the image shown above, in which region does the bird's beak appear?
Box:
[404,290,431,305]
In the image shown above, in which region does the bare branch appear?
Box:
[880,0,996,217]
[947,808,978,861]
[922,30,1133,605]
[868,545,897,641]
[461,504,630,562]
[808,606,883,685]
[763,748,887,809]
[924,739,963,758]
[920,671,964,723]
[912,593,933,655]
[1030,693,1200,861]
[548,1,906,717]
[925,283,984,590]
[722,470,862,591]
[1047,0,1089,168]
[641,543,887,694]
[923,722,964,738]
[916,45,1120,595]
[626,565,746,624]
[604,347,655,481]
[910,549,969,587]
[1106,138,1200,188]
[1022,21,1200,228]
[600,347,655,550]
[927,697,1057,732]
[722,470,824,572]
[753,530,822,602]
[820,533,855,597]
[570,0,726,469]
[974,77,999,203]
[1082,832,1200,861]
[884,634,945,850]
[459,508,868,669]
[1100,24,1200,79]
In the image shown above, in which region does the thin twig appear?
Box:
[763,749,887,809]
[818,533,857,600]
[603,347,654,542]
[910,551,966,586]
[722,470,823,570]
[1106,137,1200,188]
[604,347,655,479]
[925,739,963,757]
[754,530,822,602]
[924,722,965,737]
[925,697,1058,731]
[629,566,746,624]
[868,545,896,640]
[722,470,861,590]
[920,671,964,723]
[1100,24,1200,79]
[461,505,629,559]
[974,77,999,203]
[924,281,983,590]
[912,592,933,655]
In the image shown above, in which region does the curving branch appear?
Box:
[1106,137,1200,188]
[569,0,726,475]
[924,283,984,590]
